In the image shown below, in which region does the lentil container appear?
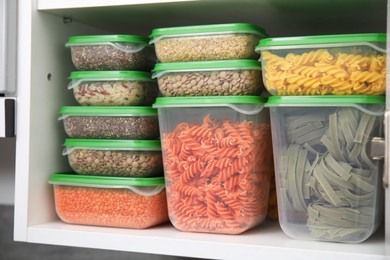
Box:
[68,71,159,106]
[152,60,263,96]
[150,23,267,62]
[59,106,160,139]
[49,173,169,228]
[153,96,274,234]
[63,139,163,177]
[256,33,386,96]
[66,34,156,71]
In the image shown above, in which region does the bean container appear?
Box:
[153,96,274,234]
[152,60,263,97]
[66,34,157,71]
[59,106,160,140]
[150,23,267,62]
[266,95,385,243]
[256,33,386,96]
[63,139,163,177]
[49,173,169,229]
[67,71,159,106]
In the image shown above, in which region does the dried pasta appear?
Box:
[262,49,386,95]
[162,114,274,234]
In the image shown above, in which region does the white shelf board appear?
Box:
[27,220,386,260]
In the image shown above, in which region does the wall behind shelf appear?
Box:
[0,137,15,205]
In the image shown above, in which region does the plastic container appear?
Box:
[63,139,163,177]
[153,96,274,234]
[65,34,157,71]
[67,71,159,106]
[49,173,169,229]
[256,33,387,96]
[150,23,267,62]
[59,106,160,140]
[266,95,385,243]
[152,60,263,97]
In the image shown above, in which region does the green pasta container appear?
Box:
[266,95,385,243]
[256,33,386,96]
[153,96,274,234]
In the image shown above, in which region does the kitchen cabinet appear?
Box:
[13,0,389,259]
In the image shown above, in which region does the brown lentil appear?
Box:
[63,116,160,140]
[68,149,163,177]
[53,185,169,228]
[157,70,262,96]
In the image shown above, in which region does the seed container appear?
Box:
[68,71,159,106]
[66,34,157,71]
[49,173,169,229]
[63,139,163,177]
[152,60,263,97]
[59,106,160,140]
[150,23,267,62]
[153,96,274,234]
[266,95,385,243]
[256,33,387,96]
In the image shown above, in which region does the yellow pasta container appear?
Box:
[256,33,386,96]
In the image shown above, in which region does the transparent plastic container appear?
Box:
[256,33,387,96]
[59,106,160,140]
[49,173,169,229]
[152,60,263,97]
[67,71,159,106]
[153,96,274,234]
[66,34,157,71]
[150,23,267,62]
[63,139,163,177]
[266,95,385,243]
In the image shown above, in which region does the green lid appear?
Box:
[266,95,385,105]
[59,106,158,116]
[258,33,386,48]
[64,139,161,150]
[153,96,266,107]
[149,23,267,40]
[49,172,164,186]
[66,34,149,45]
[152,59,261,74]
[68,71,153,80]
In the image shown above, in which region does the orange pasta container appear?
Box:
[256,33,386,96]
[153,96,274,234]
[49,173,169,229]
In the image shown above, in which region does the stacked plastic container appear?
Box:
[150,23,275,234]
[50,34,169,229]
[256,33,387,243]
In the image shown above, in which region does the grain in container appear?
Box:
[65,34,157,71]
[153,96,274,234]
[152,60,263,97]
[63,139,163,177]
[59,106,160,140]
[266,95,385,243]
[67,71,159,106]
[49,173,168,228]
[150,23,267,62]
[256,33,386,96]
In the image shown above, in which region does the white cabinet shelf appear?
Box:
[14,0,389,259]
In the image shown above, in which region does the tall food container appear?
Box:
[153,96,274,234]
[266,95,385,243]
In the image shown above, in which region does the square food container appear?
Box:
[256,33,386,96]
[266,95,385,243]
[63,139,163,177]
[59,106,160,140]
[149,23,267,62]
[49,173,169,229]
[65,34,157,71]
[152,60,263,97]
[153,96,274,234]
[67,71,159,106]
